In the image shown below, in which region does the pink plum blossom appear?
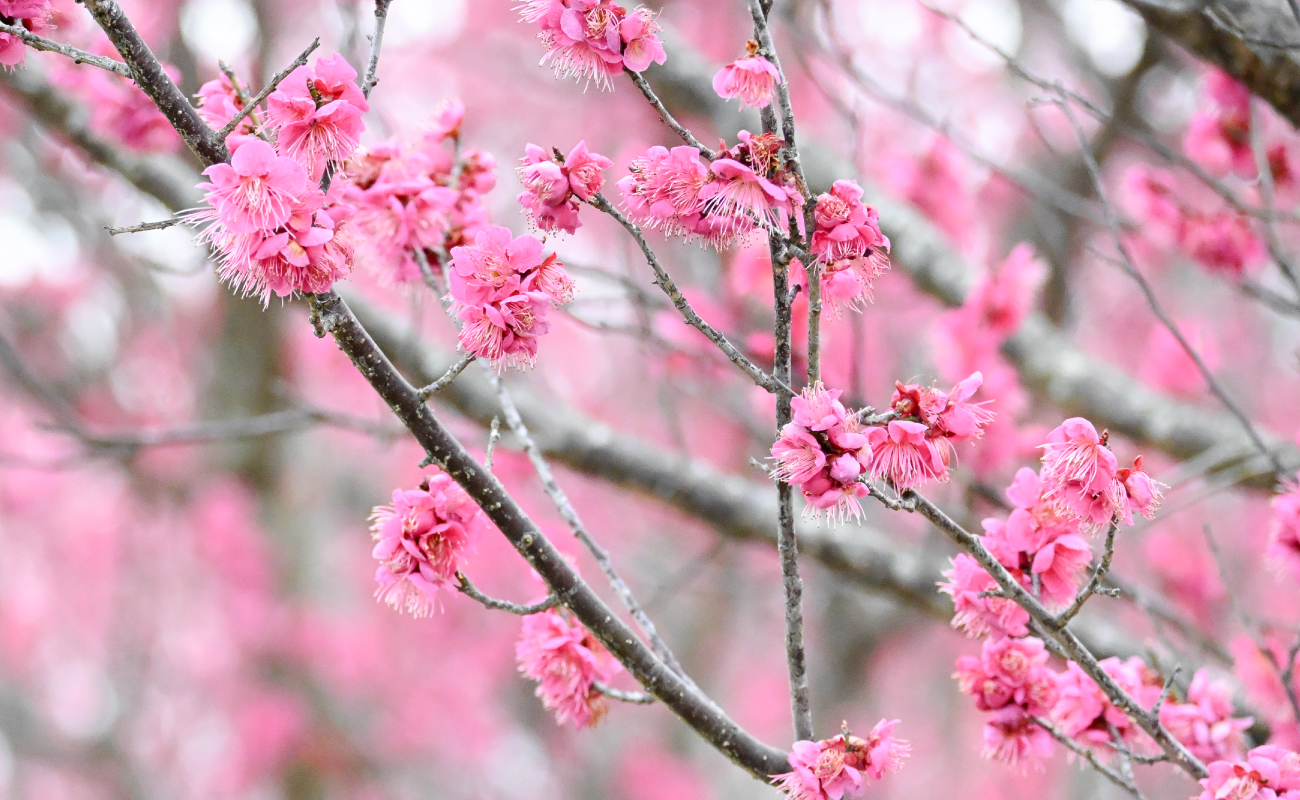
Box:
[517,140,612,233]
[369,471,486,618]
[810,180,891,313]
[1160,669,1252,762]
[770,384,872,523]
[199,138,314,235]
[0,1,50,67]
[267,52,369,175]
[772,721,908,800]
[448,225,573,370]
[939,554,1031,639]
[516,608,622,728]
[520,0,665,90]
[1268,479,1300,580]
[713,48,780,110]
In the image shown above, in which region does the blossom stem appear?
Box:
[588,193,784,394]
[455,573,560,615]
[1030,716,1148,800]
[362,0,394,99]
[105,217,185,235]
[306,289,790,779]
[482,365,694,682]
[592,681,656,705]
[623,68,717,160]
[415,353,475,400]
[0,21,132,76]
[1054,517,1120,627]
[217,38,322,140]
[901,489,1209,779]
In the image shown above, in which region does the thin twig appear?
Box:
[1054,92,1287,479]
[900,489,1208,779]
[588,193,784,394]
[1031,716,1148,800]
[593,680,657,705]
[456,573,559,615]
[362,0,394,98]
[105,218,184,235]
[624,68,717,160]
[483,364,695,685]
[1055,518,1120,627]
[0,21,133,76]
[484,416,501,470]
[217,38,321,140]
[416,353,475,399]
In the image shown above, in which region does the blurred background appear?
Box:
[3,0,1300,799]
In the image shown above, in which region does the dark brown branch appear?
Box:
[80,0,230,165]
[305,290,789,779]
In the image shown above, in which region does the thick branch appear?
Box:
[306,290,789,779]
[80,0,229,164]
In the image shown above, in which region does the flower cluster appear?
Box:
[712,42,779,110]
[196,73,255,136]
[518,0,666,91]
[266,52,369,177]
[1198,745,1300,800]
[619,130,802,249]
[447,225,573,370]
[1160,668,1253,763]
[368,470,487,618]
[1268,477,1300,580]
[809,180,891,313]
[516,608,621,728]
[770,375,994,523]
[954,637,1058,765]
[771,721,908,800]
[1185,68,1257,179]
[342,102,495,284]
[1040,417,1162,528]
[193,52,364,301]
[0,1,50,68]
[1122,165,1266,278]
[516,140,612,234]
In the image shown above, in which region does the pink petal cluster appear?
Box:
[448,225,573,370]
[1184,68,1256,179]
[770,384,872,523]
[940,553,1030,640]
[1160,669,1253,763]
[1121,164,1266,278]
[771,721,908,800]
[0,1,50,67]
[267,52,370,177]
[871,372,995,489]
[1268,478,1300,580]
[619,131,802,250]
[517,140,612,234]
[987,474,1091,607]
[712,44,780,110]
[368,471,486,618]
[1053,657,1162,749]
[809,180,891,313]
[954,636,1059,767]
[1040,418,1163,528]
[197,137,353,301]
[519,0,666,91]
[1198,746,1300,800]
[196,73,255,136]
[342,114,494,285]
[516,608,621,728]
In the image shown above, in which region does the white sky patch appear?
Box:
[1062,0,1147,77]
[362,0,467,49]
[180,0,259,64]
[0,181,80,287]
[945,0,1024,73]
